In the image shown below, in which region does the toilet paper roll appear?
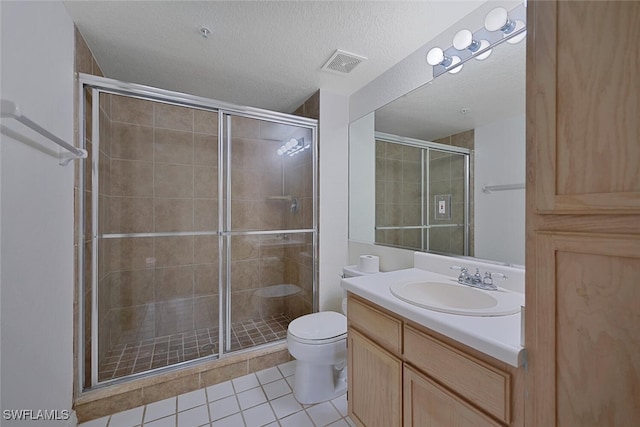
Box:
[357,255,380,273]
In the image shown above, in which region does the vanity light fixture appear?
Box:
[277,137,310,157]
[484,7,527,44]
[426,47,463,74]
[453,29,492,61]
[426,47,452,67]
[426,2,526,78]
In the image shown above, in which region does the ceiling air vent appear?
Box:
[321,50,367,75]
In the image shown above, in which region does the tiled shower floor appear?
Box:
[99,314,291,382]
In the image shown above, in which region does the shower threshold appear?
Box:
[98,313,291,382]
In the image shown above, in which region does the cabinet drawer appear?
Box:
[348,295,402,355]
[404,325,511,424]
[404,365,502,427]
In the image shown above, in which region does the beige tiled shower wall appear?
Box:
[228,117,313,326]
[103,96,220,348]
[375,141,422,250]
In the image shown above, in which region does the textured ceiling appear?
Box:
[63,0,483,113]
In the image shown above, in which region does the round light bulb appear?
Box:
[507,21,527,44]
[485,7,509,32]
[447,56,463,74]
[453,29,473,50]
[277,148,284,156]
[426,47,444,66]
[474,40,492,60]
[289,137,299,147]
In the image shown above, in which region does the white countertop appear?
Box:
[341,267,526,367]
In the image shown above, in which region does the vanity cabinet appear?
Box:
[347,294,524,427]
[348,328,402,427]
[347,295,403,427]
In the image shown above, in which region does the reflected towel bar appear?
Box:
[482,183,525,194]
[1,99,88,165]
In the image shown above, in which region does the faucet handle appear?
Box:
[492,272,508,280]
[483,272,494,286]
[451,266,469,283]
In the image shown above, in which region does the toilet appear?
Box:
[287,265,375,404]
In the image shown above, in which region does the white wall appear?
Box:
[1,1,75,425]
[319,90,350,312]
[348,112,375,243]
[474,115,526,266]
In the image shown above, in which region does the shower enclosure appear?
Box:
[78,74,317,389]
[374,132,470,255]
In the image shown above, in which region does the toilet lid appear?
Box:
[288,311,347,341]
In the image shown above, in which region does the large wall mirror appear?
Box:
[349,33,525,266]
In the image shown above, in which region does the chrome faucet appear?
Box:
[450,266,507,291]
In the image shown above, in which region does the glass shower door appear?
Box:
[221,114,316,353]
[88,91,221,385]
[425,148,469,256]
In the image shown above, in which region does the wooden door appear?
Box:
[348,327,402,427]
[526,1,640,426]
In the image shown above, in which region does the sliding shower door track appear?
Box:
[101,231,219,239]
[100,229,316,239]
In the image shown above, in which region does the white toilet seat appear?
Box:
[287,311,347,345]
[288,331,347,345]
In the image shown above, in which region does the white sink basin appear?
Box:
[390,280,523,316]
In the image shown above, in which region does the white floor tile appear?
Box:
[209,395,240,421]
[242,402,276,427]
[331,394,348,417]
[306,401,341,427]
[262,378,291,400]
[109,406,144,427]
[237,387,267,410]
[211,412,245,427]
[263,423,279,427]
[142,414,175,427]
[270,394,303,419]
[284,375,295,390]
[177,404,210,427]
[345,416,357,427]
[277,360,296,377]
[255,367,282,385]
[206,381,235,402]
[278,410,314,427]
[178,389,207,411]
[144,397,176,422]
[232,373,260,393]
[78,415,109,427]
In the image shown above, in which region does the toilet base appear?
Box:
[292,360,347,404]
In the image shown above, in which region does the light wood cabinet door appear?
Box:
[527,1,640,425]
[529,233,640,426]
[529,0,640,214]
[348,327,402,427]
[403,365,501,427]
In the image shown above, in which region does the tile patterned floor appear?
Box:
[99,315,291,382]
[81,360,354,427]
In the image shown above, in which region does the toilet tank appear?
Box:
[342,265,377,314]
[343,265,375,278]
